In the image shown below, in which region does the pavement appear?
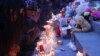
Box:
[55,38,76,56]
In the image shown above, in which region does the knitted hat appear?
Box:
[25,0,38,11]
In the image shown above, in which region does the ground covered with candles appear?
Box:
[32,19,77,56]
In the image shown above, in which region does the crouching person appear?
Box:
[66,16,91,52]
[71,16,91,34]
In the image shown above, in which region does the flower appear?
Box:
[91,11,100,18]
[75,1,80,6]
[86,8,92,13]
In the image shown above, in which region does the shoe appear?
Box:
[67,42,77,51]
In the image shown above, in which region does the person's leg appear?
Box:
[67,29,71,38]
[67,29,77,51]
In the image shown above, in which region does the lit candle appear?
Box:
[39,44,44,52]
[57,40,62,45]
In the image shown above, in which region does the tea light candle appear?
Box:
[39,44,44,52]
[57,40,62,45]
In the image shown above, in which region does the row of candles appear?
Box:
[34,22,62,56]
[35,24,55,56]
[33,12,64,56]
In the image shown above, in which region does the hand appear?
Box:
[71,29,81,34]
[74,29,81,31]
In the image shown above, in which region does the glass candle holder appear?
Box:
[39,44,44,52]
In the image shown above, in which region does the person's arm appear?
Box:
[71,28,82,34]
[26,27,39,45]
[27,27,35,33]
